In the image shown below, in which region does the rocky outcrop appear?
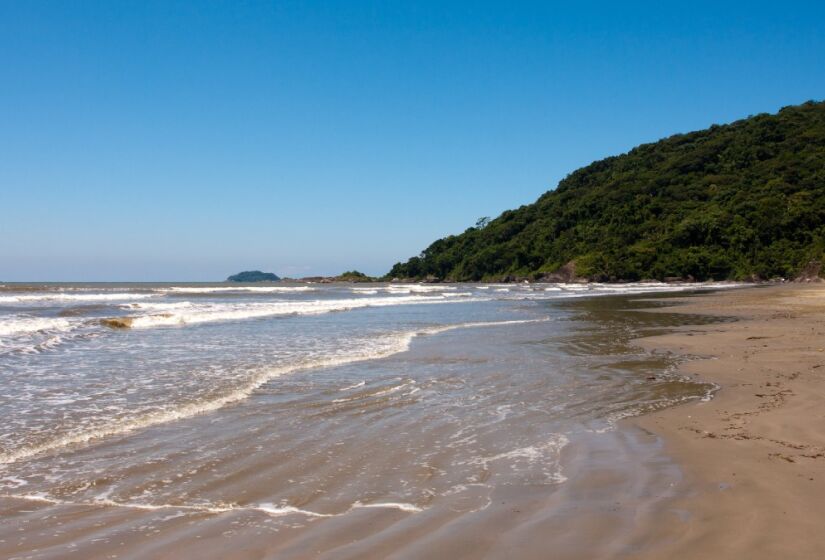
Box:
[537,261,584,283]
[795,260,824,282]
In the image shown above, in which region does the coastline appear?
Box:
[4,283,825,558]
[628,284,825,559]
[0,286,742,560]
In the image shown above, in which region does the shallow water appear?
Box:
[0,281,737,558]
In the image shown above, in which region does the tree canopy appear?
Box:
[388,100,825,282]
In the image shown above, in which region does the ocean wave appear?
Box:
[0,316,74,338]
[160,286,316,294]
[491,281,749,300]
[0,292,157,304]
[0,315,93,355]
[0,316,549,466]
[387,285,457,293]
[104,295,487,330]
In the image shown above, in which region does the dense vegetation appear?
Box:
[335,270,374,282]
[388,101,825,282]
[226,270,281,282]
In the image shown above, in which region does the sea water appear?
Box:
[0,281,738,556]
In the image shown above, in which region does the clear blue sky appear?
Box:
[1,1,824,281]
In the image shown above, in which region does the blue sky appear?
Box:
[1,1,824,281]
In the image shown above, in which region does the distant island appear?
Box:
[226,270,281,282]
[388,100,825,283]
[283,271,377,283]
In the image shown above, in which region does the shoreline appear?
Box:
[627,284,825,558]
[3,285,824,558]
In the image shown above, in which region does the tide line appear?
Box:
[0,493,423,517]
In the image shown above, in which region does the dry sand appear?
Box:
[629,283,825,559]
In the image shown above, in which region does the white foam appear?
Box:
[255,503,333,517]
[387,284,457,293]
[125,301,194,311]
[0,494,423,517]
[339,381,366,391]
[351,501,423,513]
[423,317,551,336]
[468,433,569,484]
[492,281,749,301]
[0,316,549,466]
[0,316,73,338]
[0,293,156,303]
[161,286,315,294]
[332,380,416,403]
[115,295,487,330]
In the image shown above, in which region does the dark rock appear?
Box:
[795,260,823,283]
[538,261,583,283]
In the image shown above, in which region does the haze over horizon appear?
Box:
[2,1,824,281]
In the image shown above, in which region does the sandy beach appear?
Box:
[631,284,825,559]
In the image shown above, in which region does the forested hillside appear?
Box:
[388,101,825,281]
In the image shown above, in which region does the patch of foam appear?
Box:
[0,494,423,517]
[339,381,366,391]
[468,433,569,484]
[256,503,333,518]
[332,380,415,403]
[351,501,423,513]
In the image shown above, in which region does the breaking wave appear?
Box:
[103,295,488,330]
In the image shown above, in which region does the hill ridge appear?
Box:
[388,100,825,282]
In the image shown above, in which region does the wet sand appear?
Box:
[631,284,825,559]
[0,429,686,560]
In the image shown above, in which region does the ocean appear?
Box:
[0,281,737,558]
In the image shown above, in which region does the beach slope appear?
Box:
[632,284,825,559]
